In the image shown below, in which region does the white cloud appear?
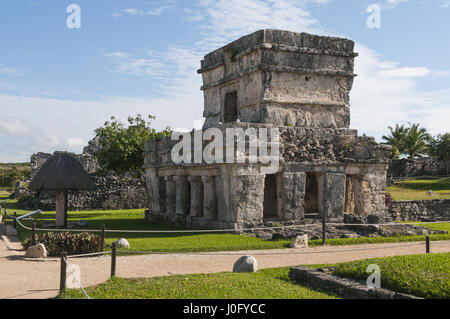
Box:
[350,44,449,140]
[191,0,323,50]
[381,0,410,10]
[113,5,173,17]
[0,64,24,76]
[376,67,431,78]
[123,8,142,15]
[66,137,87,149]
[440,1,450,8]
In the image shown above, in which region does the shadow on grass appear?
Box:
[394,177,450,191]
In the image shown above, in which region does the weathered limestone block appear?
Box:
[25,243,47,258]
[290,235,308,248]
[202,176,217,221]
[165,176,176,215]
[175,176,190,216]
[281,172,306,220]
[114,238,130,249]
[233,256,258,273]
[188,176,204,217]
[322,172,346,219]
[263,73,351,106]
[232,173,265,225]
[353,166,387,216]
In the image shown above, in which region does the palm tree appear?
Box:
[382,124,409,159]
[404,123,431,159]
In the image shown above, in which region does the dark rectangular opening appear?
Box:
[304,173,320,217]
[224,91,238,123]
[263,174,279,219]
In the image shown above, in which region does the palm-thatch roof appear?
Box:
[29,152,96,191]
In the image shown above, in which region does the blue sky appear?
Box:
[0,0,449,162]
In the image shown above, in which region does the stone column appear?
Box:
[281,172,306,221]
[175,175,190,215]
[322,172,346,220]
[145,168,165,213]
[188,176,203,217]
[165,176,176,215]
[202,176,217,221]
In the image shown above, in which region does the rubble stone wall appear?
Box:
[388,158,448,178]
[388,199,450,222]
[21,175,148,211]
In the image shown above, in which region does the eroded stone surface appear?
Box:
[144,30,391,230]
[233,256,258,273]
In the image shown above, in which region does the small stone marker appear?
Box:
[114,238,130,249]
[233,256,258,273]
[25,243,47,258]
[290,234,308,248]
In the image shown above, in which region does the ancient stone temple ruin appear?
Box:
[144,29,392,230]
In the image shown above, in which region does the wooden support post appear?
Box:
[111,242,117,278]
[32,222,36,245]
[100,224,105,252]
[60,252,67,292]
[426,236,430,254]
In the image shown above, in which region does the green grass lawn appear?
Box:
[2,192,450,253]
[332,252,450,299]
[59,253,450,299]
[0,195,292,252]
[58,267,339,299]
[387,176,450,200]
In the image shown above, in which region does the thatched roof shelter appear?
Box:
[29,152,95,227]
[30,152,96,191]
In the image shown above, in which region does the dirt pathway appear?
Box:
[1,224,449,299]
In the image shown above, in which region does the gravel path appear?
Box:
[1,224,449,299]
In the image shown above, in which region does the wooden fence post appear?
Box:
[111,242,117,278]
[32,222,36,245]
[426,236,430,254]
[100,224,105,252]
[60,252,67,292]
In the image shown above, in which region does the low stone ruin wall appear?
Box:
[388,158,448,178]
[289,266,421,299]
[388,199,450,222]
[19,175,148,211]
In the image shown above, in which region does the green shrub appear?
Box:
[24,232,103,257]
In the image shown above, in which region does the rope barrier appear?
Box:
[63,257,91,299]
[114,241,428,257]
[14,217,450,234]
[66,251,111,259]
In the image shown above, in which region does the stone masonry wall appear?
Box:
[388,199,450,222]
[388,158,449,178]
[25,137,148,211]
[21,175,148,211]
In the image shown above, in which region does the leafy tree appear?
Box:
[382,123,431,159]
[428,133,450,174]
[94,114,171,178]
[382,124,409,159]
[404,123,431,159]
